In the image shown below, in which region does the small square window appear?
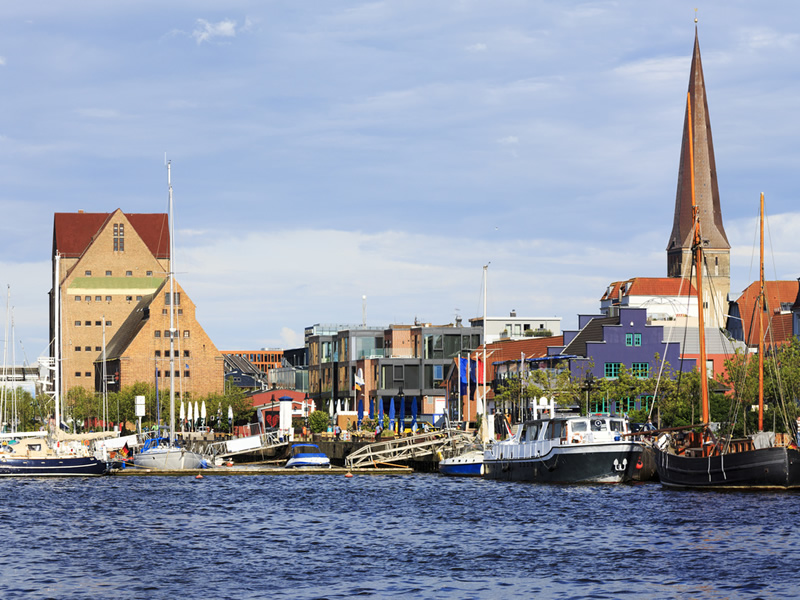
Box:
[84,346,91,351]
[85,296,91,302]
[126,296,132,302]
[106,270,112,276]
[95,321,101,326]
[184,370,190,378]
[105,320,112,326]
[146,271,153,277]
[85,372,91,377]
[136,295,142,301]
[156,370,161,377]
[75,296,81,302]
[95,296,102,302]
[74,321,81,326]
[183,350,190,357]
[85,270,91,276]
[164,330,170,338]
[183,331,190,338]
[634,333,642,347]
[163,309,168,315]
[85,321,91,326]
[154,331,161,338]
[126,271,132,277]
[95,346,101,352]
[75,372,81,377]
[178,309,183,316]
[105,296,112,302]
[155,350,161,357]
[625,333,633,346]
[75,347,81,352]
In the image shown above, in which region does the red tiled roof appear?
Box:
[735,281,798,346]
[602,277,696,301]
[483,336,564,364]
[53,211,170,259]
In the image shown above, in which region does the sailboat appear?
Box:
[133,161,206,470]
[440,265,491,477]
[0,266,114,476]
[652,96,800,489]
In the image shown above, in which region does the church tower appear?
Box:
[666,29,730,328]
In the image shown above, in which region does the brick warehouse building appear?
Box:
[51,209,224,397]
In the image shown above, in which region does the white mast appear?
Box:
[167,160,176,445]
[54,252,62,430]
[2,285,9,431]
[480,263,489,443]
[102,315,107,430]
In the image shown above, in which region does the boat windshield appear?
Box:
[520,423,540,442]
[570,420,589,433]
[609,420,626,432]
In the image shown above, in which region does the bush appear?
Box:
[308,410,330,433]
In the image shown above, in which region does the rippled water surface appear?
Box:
[0,474,798,599]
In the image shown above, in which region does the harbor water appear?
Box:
[0,473,798,599]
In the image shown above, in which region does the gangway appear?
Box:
[205,429,289,460]
[345,429,476,469]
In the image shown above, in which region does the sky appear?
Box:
[1,1,800,361]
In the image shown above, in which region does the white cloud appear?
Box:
[466,42,487,52]
[74,108,126,119]
[0,56,6,66]
[497,135,519,145]
[192,18,239,44]
[739,27,799,51]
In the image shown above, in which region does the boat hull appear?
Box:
[133,448,206,470]
[654,446,800,489]
[0,455,108,477]
[439,450,484,477]
[484,443,642,484]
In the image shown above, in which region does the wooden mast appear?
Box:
[688,91,710,425]
[758,192,765,432]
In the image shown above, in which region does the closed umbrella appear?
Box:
[201,401,207,427]
[179,401,185,427]
[369,398,374,419]
[389,397,396,432]
[379,399,384,425]
[194,401,200,430]
[399,396,406,434]
[411,396,418,432]
[228,405,234,434]
[187,402,193,431]
[357,398,364,428]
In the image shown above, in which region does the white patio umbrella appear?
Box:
[180,401,185,432]
[187,402,193,431]
[194,401,200,429]
[201,400,207,426]
[228,405,234,435]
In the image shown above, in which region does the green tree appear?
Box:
[308,410,329,433]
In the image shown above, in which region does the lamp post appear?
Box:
[399,385,404,436]
[303,393,309,439]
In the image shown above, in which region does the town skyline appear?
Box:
[2,2,799,356]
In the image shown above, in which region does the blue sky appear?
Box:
[1,1,799,358]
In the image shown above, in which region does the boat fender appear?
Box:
[570,433,583,444]
[195,474,203,480]
[636,457,643,470]
[345,472,353,478]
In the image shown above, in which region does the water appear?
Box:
[0,474,798,599]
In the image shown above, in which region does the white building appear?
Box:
[470,312,561,345]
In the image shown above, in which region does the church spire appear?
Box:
[667,27,730,327]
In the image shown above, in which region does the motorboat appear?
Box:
[439,448,484,477]
[285,443,331,468]
[0,432,112,477]
[483,397,643,483]
[132,436,207,470]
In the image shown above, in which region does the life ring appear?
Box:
[570,433,583,444]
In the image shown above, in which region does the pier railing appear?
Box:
[344,429,476,469]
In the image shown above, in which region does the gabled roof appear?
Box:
[733,280,798,346]
[53,211,170,259]
[562,316,619,357]
[602,277,697,301]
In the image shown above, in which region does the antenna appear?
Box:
[694,8,698,24]
[362,295,367,326]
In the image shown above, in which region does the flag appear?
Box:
[459,358,469,396]
[120,443,130,460]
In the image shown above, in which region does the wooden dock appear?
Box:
[111,465,412,477]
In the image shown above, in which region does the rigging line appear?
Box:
[649,269,693,422]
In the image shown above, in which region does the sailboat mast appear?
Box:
[54,252,62,431]
[687,91,710,424]
[758,192,765,432]
[168,161,176,445]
